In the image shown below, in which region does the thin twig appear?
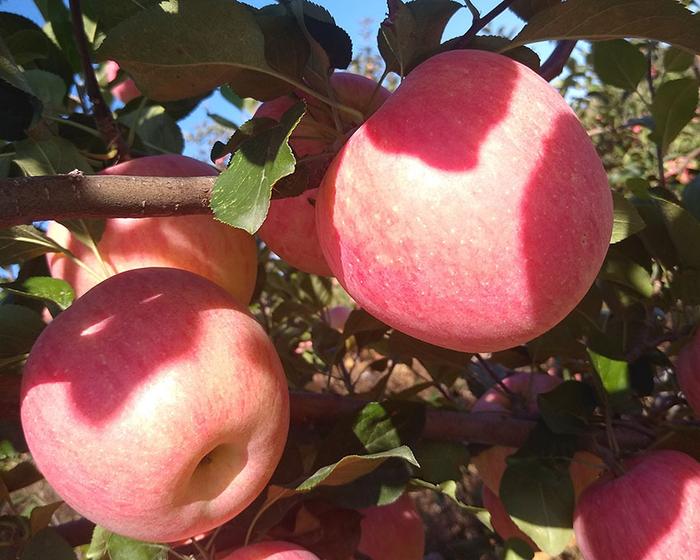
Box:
[474,353,515,397]
[645,41,666,190]
[68,0,130,161]
[540,40,578,82]
[454,0,518,48]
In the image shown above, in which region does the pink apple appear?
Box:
[357,494,425,560]
[316,50,613,352]
[218,541,319,560]
[675,331,700,415]
[482,485,539,553]
[472,373,601,497]
[20,268,290,542]
[106,61,141,104]
[257,73,390,276]
[47,154,257,304]
[574,450,700,560]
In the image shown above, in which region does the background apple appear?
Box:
[105,60,141,104]
[316,49,613,353]
[47,154,257,304]
[674,331,700,415]
[219,541,320,560]
[256,72,390,276]
[574,450,700,560]
[20,267,289,543]
[323,305,353,331]
[472,372,601,496]
[356,493,425,560]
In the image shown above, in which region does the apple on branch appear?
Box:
[256,72,390,276]
[47,154,258,304]
[20,267,289,543]
[316,50,613,352]
[105,61,141,104]
[218,541,320,560]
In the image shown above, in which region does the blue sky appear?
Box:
[2,1,554,158]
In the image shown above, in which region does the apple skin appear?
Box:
[316,50,613,352]
[357,494,425,560]
[257,73,390,276]
[472,373,601,497]
[219,541,320,560]
[47,155,257,304]
[105,61,141,104]
[573,450,700,560]
[675,332,700,415]
[20,268,289,543]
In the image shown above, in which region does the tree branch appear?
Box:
[539,40,577,82]
[68,0,130,161]
[0,173,214,227]
[454,0,518,48]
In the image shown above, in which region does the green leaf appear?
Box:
[1,461,43,492]
[20,528,76,560]
[509,0,700,55]
[587,348,629,397]
[98,0,304,102]
[0,304,45,358]
[410,478,483,514]
[664,46,695,72]
[600,251,653,299]
[118,105,183,155]
[220,85,244,109]
[388,330,472,367]
[510,0,561,21]
[59,220,105,247]
[29,502,64,535]
[23,69,66,115]
[86,527,167,560]
[0,225,64,266]
[504,538,536,560]
[682,175,700,222]
[501,459,574,556]
[81,0,161,31]
[649,78,699,155]
[413,440,470,484]
[1,277,74,311]
[592,40,646,90]
[211,101,305,234]
[13,135,93,175]
[538,380,597,435]
[654,194,700,269]
[378,0,462,76]
[611,191,645,243]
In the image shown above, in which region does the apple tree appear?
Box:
[0,1,699,559]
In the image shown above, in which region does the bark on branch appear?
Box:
[0,173,214,227]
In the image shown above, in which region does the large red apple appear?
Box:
[356,494,425,560]
[106,61,141,104]
[20,268,289,542]
[47,154,257,304]
[472,373,601,496]
[675,332,700,415]
[316,50,613,352]
[219,541,319,559]
[573,450,700,560]
[256,72,390,276]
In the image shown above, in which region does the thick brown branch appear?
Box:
[0,173,214,227]
[69,0,130,161]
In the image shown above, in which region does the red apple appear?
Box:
[47,154,257,304]
[472,373,601,496]
[257,72,390,276]
[357,494,425,560]
[219,541,319,560]
[323,305,352,331]
[20,268,289,542]
[574,450,700,560]
[316,50,613,352]
[106,61,141,104]
[675,332,700,415]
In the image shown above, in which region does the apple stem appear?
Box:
[68,0,131,163]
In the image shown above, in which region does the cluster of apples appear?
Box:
[18,49,700,559]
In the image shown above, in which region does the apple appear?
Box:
[105,61,141,104]
[323,305,352,331]
[675,332,700,415]
[316,50,613,352]
[257,72,390,276]
[20,267,290,542]
[472,373,601,497]
[482,485,545,556]
[357,494,425,560]
[219,541,320,560]
[47,154,257,304]
[574,450,700,560]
